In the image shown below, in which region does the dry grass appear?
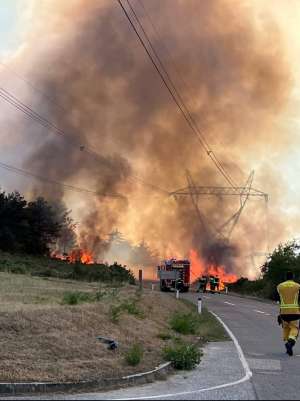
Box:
[0,273,202,382]
[0,273,104,312]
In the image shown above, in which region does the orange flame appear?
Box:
[80,250,94,264]
[190,249,237,289]
[51,249,94,264]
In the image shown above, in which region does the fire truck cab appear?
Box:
[157,259,190,292]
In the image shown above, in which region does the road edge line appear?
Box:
[210,311,252,380]
[115,311,253,400]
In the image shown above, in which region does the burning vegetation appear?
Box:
[190,249,237,289]
[52,249,94,265]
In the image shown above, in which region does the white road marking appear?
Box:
[115,311,252,400]
[254,310,266,314]
[224,301,235,306]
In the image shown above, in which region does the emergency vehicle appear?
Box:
[157,259,190,292]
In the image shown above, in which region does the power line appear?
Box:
[126,0,236,187]
[0,61,67,114]
[0,87,169,195]
[0,160,123,197]
[138,0,242,183]
[0,64,169,194]
[118,0,237,188]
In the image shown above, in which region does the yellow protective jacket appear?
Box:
[277,280,300,315]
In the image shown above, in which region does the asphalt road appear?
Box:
[184,292,300,400]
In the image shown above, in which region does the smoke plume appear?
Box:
[3,0,295,277]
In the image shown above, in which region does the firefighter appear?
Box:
[197,276,205,292]
[215,276,220,293]
[209,275,216,293]
[277,271,300,356]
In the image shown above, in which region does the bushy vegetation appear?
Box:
[157,332,173,341]
[62,291,93,305]
[0,250,135,284]
[124,344,144,366]
[0,190,135,285]
[229,240,300,300]
[163,341,202,370]
[109,297,145,323]
[170,311,200,335]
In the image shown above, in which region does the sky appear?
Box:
[0,0,21,57]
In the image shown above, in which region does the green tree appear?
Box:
[262,241,300,285]
[24,197,62,255]
[0,191,27,252]
[51,201,77,254]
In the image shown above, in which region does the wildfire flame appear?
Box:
[190,249,237,290]
[51,249,94,264]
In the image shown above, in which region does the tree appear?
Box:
[0,191,27,252]
[51,201,77,255]
[24,197,62,255]
[261,240,300,286]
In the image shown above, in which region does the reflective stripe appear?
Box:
[279,283,299,308]
[280,305,299,308]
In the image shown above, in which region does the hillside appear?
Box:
[0,271,227,383]
[0,250,135,284]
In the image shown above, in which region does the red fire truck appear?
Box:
[157,259,190,292]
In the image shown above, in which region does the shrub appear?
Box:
[9,265,27,274]
[95,290,106,301]
[157,332,172,341]
[62,291,92,305]
[124,344,143,366]
[109,298,145,323]
[170,312,200,335]
[122,299,145,318]
[163,342,201,370]
[109,305,123,323]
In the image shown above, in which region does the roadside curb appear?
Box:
[0,362,172,396]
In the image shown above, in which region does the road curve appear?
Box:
[184,292,300,400]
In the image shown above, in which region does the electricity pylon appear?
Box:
[171,170,268,242]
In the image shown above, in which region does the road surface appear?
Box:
[185,292,300,400]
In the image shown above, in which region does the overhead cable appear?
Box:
[0,160,122,197]
[118,0,237,188]
[0,87,169,195]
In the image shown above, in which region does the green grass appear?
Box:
[170,311,200,335]
[179,300,229,342]
[109,297,145,323]
[163,341,202,370]
[62,291,94,305]
[157,332,173,341]
[124,344,144,366]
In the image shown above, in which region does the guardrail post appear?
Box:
[139,269,143,291]
[198,297,202,314]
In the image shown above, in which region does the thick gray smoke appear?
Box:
[5,0,293,276]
